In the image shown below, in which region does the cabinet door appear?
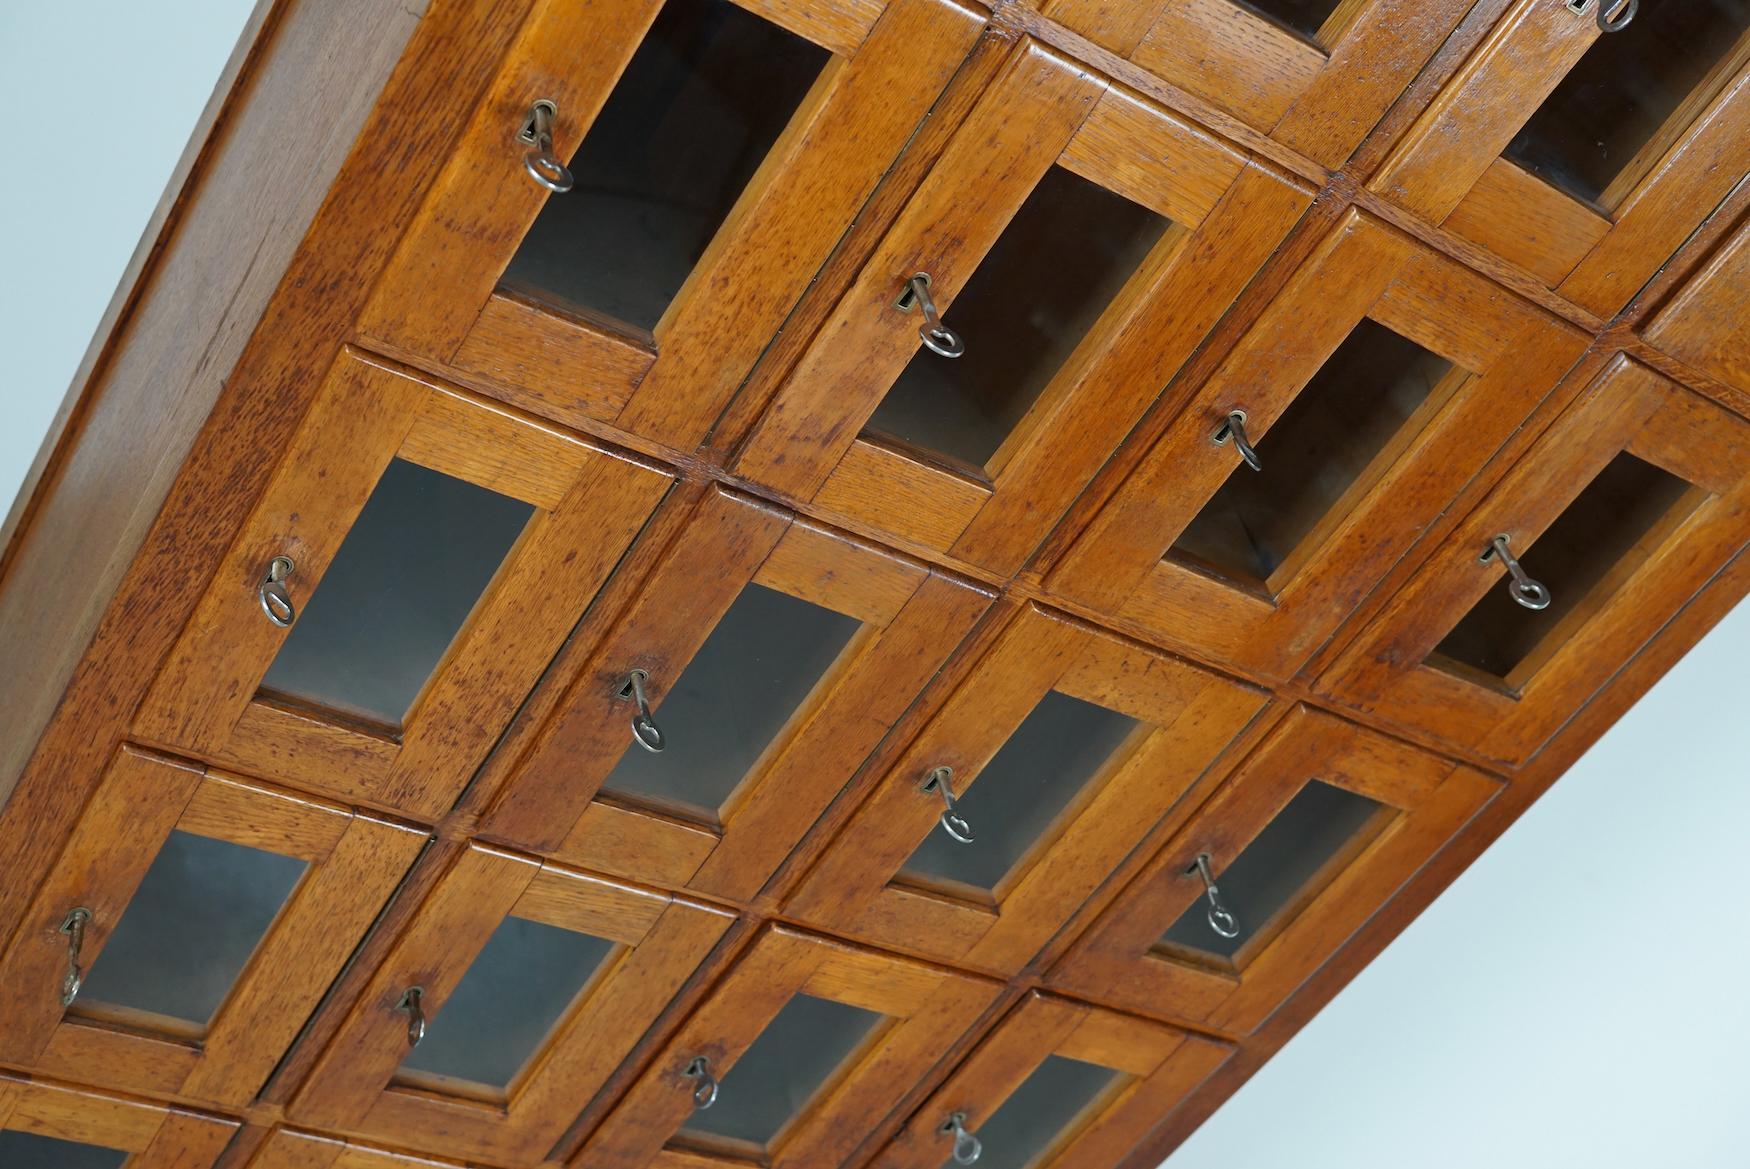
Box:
[871,992,1229,1169]
[292,845,733,1164]
[359,0,984,449]
[1318,357,1750,767]
[1371,0,1750,316]
[0,747,421,1107]
[1048,211,1589,682]
[1049,707,1499,1034]
[731,41,1311,576]
[134,351,672,820]
[1644,216,1750,397]
[575,926,998,1169]
[1037,0,1476,167]
[0,1076,235,1169]
[787,604,1266,976]
[480,485,991,901]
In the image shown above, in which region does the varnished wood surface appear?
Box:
[3,1,1749,1167]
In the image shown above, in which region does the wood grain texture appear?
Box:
[1319,357,1750,768]
[1645,216,1750,394]
[1048,707,1500,1034]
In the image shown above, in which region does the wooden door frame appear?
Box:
[870,992,1231,1169]
[1370,0,1750,316]
[0,746,422,1108]
[0,1074,236,1169]
[1318,356,1750,767]
[731,38,1311,575]
[479,484,993,902]
[575,925,1000,1169]
[292,843,733,1164]
[788,603,1266,975]
[1046,209,1589,682]
[132,350,673,820]
[1048,706,1500,1034]
[359,0,986,450]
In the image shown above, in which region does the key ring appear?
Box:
[620,669,666,752]
[1213,410,1262,472]
[1481,534,1551,611]
[1191,853,1240,939]
[684,1056,718,1110]
[943,1111,982,1164]
[900,273,965,358]
[921,766,974,843]
[519,100,574,192]
[259,556,296,627]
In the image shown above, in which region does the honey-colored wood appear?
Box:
[1038,0,1476,168]
[1371,0,1750,315]
[1048,210,1588,683]
[6,0,1750,1164]
[732,41,1312,575]
[575,925,1000,1169]
[292,844,733,1162]
[132,350,672,820]
[1049,706,1500,1034]
[360,0,985,450]
[0,1074,237,1168]
[788,603,1265,975]
[871,992,1230,1169]
[1318,356,1750,768]
[0,747,422,1107]
[480,485,992,901]
[1644,215,1750,394]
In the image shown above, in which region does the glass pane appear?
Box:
[1503,0,1750,207]
[602,583,862,822]
[901,692,1139,893]
[1159,780,1380,962]
[261,458,534,727]
[944,1055,1120,1169]
[1434,452,1694,680]
[504,0,830,332]
[80,830,307,1027]
[865,166,1172,471]
[0,1131,130,1169]
[681,993,884,1150]
[399,915,616,1090]
[1234,0,1345,41]
[1172,319,1453,589]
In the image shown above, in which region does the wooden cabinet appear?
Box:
[9,1,1750,1165]
[479,485,992,901]
[731,39,1311,575]
[0,1075,235,1169]
[1644,216,1750,396]
[1036,0,1477,168]
[1049,707,1499,1034]
[1047,210,1588,682]
[0,747,421,1107]
[1318,357,1750,767]
[360,0,985,449]
[575,926,998,1169]
[1371,0,1750,315]
[133,351,672,820]
[291,845,732,1163]
[787,604,1265,975]
[870,992,1230,1169]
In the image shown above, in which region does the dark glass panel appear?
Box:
[505,0,830,332]
[866,166,1171,471]
[399,916,616,1090]
[602,583,861,822]
[1159,780,1380,961]
[1172,319,1452,589]
[680,993,884,1149]
[80,830,306,1027]
[261,458,534,727]
[902,691,1138,893]
[1435,452,1693,679]
[942,1055,1120,1169]
[0,1131,130,1169]
[1504,0,1750,206]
